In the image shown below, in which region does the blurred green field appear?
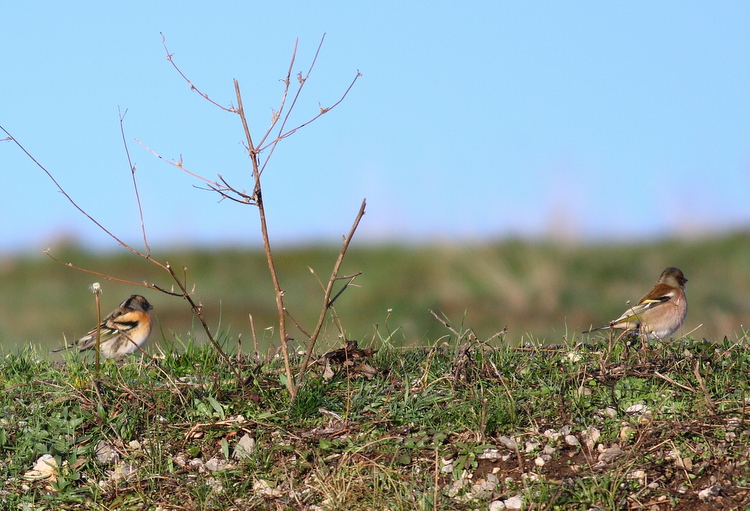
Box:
[1,232,749,353]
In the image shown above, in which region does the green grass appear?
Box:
[2,327,750,510]
[2,232,750,355]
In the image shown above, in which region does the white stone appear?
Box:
[564,435,580,446]
[626,404,649,415]
[698,485,721,501]
[525,441,541,453]
[498,436,519,450]
[543,429,561,440]
[504,495,523,510]
[233,434,256,460]
[478,448,503,460]
[95,440,119,464]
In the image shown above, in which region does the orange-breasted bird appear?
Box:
[54,295,154,359]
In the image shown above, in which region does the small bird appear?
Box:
[54,295,154,359]
[584,267,688,340]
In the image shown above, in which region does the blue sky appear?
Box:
[2,2,749,253]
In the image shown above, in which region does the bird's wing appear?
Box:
[610,295,671,326]
[77,308,141,350]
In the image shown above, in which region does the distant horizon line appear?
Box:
[4,227,750,257]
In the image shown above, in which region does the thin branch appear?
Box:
[259,70,361,155]
[234,79,296,398]
[136,140,217,185]
[4,124,244,389]
[327,272,362,308]
[1,125,146,259]
[118,108,150,255]
[257,39,299,149]
[284,308,313,340]
[268,35,326,147]
[294,199,367,393]
[161,33,236,113]
[43,250,165,291]
[653,371,696,393]
[429,309,464,339]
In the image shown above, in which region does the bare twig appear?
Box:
[327,272,362,308]
[149,36,361,398]
[234,79,296,397]
[294,199,367,394]
[692,360,717,414]
[1,125,145,259]
[653,371,696,393]
[43,251,160,290]
[429,309,464,339]
[118,107,150,255]
[256,38,299,150]
[284,308,313,340]
[161,34,236,113]
[3,125,242,388]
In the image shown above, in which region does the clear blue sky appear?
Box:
[2,2,749,253]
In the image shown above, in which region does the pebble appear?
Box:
[565,435,580,446]
[504,495,523,510]
[698,485,721,501]
[233,434,256,460]
[498,436,519,450]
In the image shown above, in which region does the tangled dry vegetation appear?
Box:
[3,328,750,510]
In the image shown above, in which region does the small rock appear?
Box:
[489,500,506,511]
[233,434,256,460]
[524,441,541,453]
[675,457,693,471]
[592,460,608,471]
[619,426,636,441]
[604,407,617,418]
[205,457,232,472]
[565,435,580,447]
[95,440,119,464]
[478,448,503,460]
[625,404,649,415]
[189,458,205,471]
[504,495,523,510]
[24,454,59,481]
[498,436,519,450]
[698,484,721,501]
[253,479,283,498]
[627,469,647,485]
[598,445,624,463]
[580,427,600,450]
[543,429,561,441]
